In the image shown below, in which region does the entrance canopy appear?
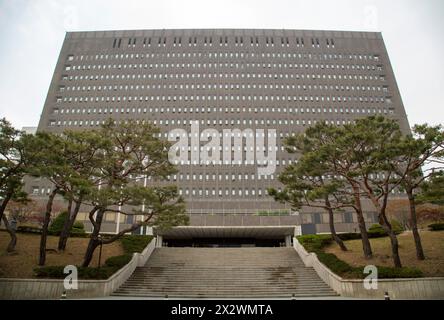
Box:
[155,226,297,239]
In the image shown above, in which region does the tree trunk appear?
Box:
[0,190,13,223]
[387,229,402,268]
[2,215,17,253]
[365,184,403,268]
[82,237,99,268]
[325,198,347,251]
[377,213,402,268]
[352,185,372,258]
[58,199,82,251]
[82,208,105,267]
[39,188,58,266]
[407,189,425,260]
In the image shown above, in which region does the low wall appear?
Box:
[0,237,156,300]
[293,237,444,299]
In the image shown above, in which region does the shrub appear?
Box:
[48,211,68,235]
[377,266,423,278]
[428,223,444,231]
[317,252,354,274]
[390,219,404,234]
[353,266,423,279]
[104,254,132,268]
[48,211,85,236]
[367,224,386,238]
[368,224,391,238]
[73,221,85,230]
[119,235,153,254]
[367,222,403,238]
[34,265,115,279]
[337,233,362,241]
[71,221,85,235]
[16,225,42,234]
[296,234,332,252]
[34,266,65,278]
[34,254,135,280]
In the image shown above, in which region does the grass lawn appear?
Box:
[0,231,124,278]
[325,230,444,277]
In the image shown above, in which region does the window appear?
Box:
[366,213,377,223]
[76,212,87,221]
[313,213,322,224]
[105,213,116,222]
[344,212,353,223]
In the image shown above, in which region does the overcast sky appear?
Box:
[0,0,443,129]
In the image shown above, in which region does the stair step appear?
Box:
[114,288,335,292]
[112,292,339,298]
[120,282,330,287]
[111,247,338,298]
[113,291,337,296]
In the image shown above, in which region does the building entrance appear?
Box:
[164,237,284,247]
[155,226,296,248]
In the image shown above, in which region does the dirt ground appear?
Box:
[0,231,124,278]
[325,230,444,277]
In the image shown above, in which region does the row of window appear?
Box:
[67,51,380,62]
[62,71,387,83]
[55,106,392,115]
[65,62,383,72]
[56,94,389,104]
[76,211,371,224]
[30,186,278,197]
[32,185,406,199]
[74,211,375,224]
[69,52,379,62]
[304,212,365,224]
[113,36,334,48]
[48,116,394,128]
[142,171,396,182]
[60,83,389,93]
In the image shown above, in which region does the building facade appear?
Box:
[29,29,410,244]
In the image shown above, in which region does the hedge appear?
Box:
[34,265,114,279]
[119,235,154,254]
[316,252,354,274]
[337,233,362,241]
[353,266,423,279]
[428,223,444,231]
[16,225,42,234]
[104,254,132,268]
[296,234,333,253]
[34,253,133,279]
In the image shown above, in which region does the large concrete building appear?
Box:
[29,29,409,246]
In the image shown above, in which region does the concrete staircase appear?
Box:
[112,247,338,298]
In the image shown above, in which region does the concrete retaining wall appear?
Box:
[0,237,156,300]
[293,237,444,299]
